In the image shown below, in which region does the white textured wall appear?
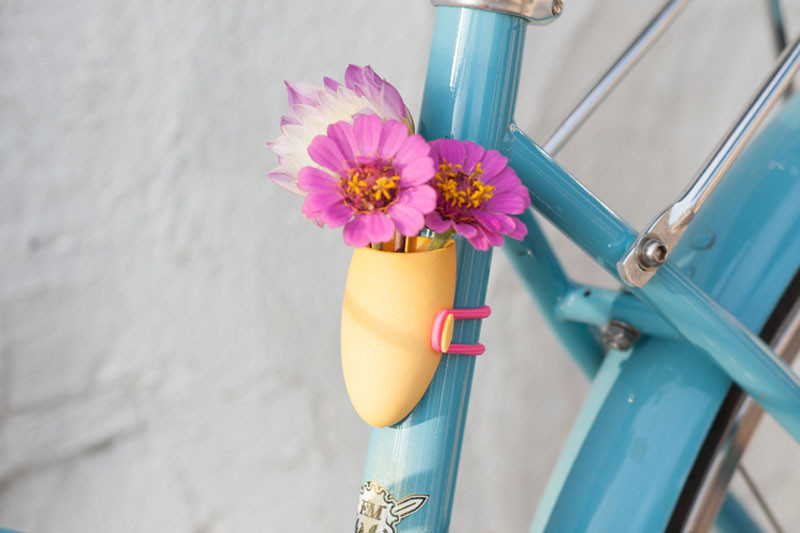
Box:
[2,1,799,531]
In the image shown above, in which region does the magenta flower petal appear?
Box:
[399,158,435,187]
[465,228,491,250]
[400,185,437,213]
[462,141,484,174]
[388,203,425,236]
[368,211,399,243]
[326,121,358,163]
[304,190,341,212]
[344,64,410,122]
[321,202,353,228]
[382,83,407,120]
[491,212,518,234]
[268,170,301,193]
[308,135,346,172]
[269,65,414,198]
[472,209,502,232]
[301,202,322,223]
[289,116,437,246]
[506,216,527,240]
[343,212,394,247]
[481,154,506,181]
[427,138,530,249]
[478,150,508,179]
[354,114,382,155]
[297,167,337,192]
[394,134,430,166]
[344,65,366,95]
[486,193,528,214]
[425,210,453,233]
[454,221,479,238]
[485,228,505,247]
[437,139,466,165]
[342,216,370,248]
[323,76,341,92]
[484,167,518,187]
[377,120,408,158]
[357,66,382,102]
[280,114,300,127]
[427,139,441,161]
[285,81,320,107]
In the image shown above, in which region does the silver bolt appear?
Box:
[603,320,640,351]
[639,237,668,270]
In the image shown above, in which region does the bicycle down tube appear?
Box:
[359,4,800,532]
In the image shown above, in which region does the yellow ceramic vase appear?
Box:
[341,239,456,427]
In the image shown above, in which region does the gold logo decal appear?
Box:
[355,481,428,533]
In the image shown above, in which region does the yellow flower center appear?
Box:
[340,161,400,213]
[434,160,494,216]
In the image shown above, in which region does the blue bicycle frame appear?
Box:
[360,6,800,531]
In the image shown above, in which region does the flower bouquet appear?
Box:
[268,65,530,427]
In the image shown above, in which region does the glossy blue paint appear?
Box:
[504,210,603,376]
[532,337,731,531]
[361,8,526,531]
[511,126,800,444]
[509,124,632,274]
[521,94,800,530]
[642,263,800,439]
[556,284,681,340]
[530,347,637,531]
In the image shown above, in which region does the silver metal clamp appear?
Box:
[431,0,562,24]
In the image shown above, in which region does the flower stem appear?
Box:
[427,229,455,251]
[393,230,406,253]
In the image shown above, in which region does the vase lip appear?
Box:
[357,237,456,255]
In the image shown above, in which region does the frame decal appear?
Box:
[355,481,428,533]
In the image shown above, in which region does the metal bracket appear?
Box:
[430,0,562,24]
[618,35,800,288]
[617,210,687,287]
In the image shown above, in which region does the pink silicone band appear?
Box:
[430,305,492,355]
[449,305,491,320]
[430,310,449,353]
[447,343,486,356]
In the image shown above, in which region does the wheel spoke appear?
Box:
[737,463,784,533]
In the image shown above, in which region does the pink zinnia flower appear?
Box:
[426,139,530,251]
[268,65,413,195]
[297,115,437,247]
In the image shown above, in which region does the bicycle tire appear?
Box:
[666,266,800,531]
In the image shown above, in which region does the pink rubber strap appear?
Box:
[447,343,486,356]
[449,306,491,320]
[430,305,491,355]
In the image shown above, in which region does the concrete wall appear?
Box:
[1,0,799,531]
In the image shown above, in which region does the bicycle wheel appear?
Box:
[668,266,800,531]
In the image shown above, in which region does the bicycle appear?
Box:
[281,1,800,531]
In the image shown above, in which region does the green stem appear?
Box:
[427,229,455,251]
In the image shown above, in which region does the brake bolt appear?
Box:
[639,237,668,270]
[603,320,640,351]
